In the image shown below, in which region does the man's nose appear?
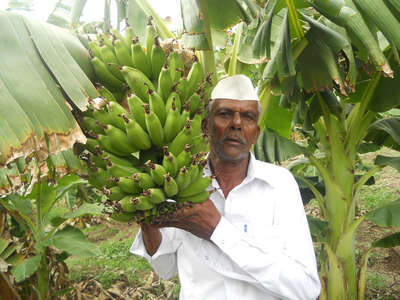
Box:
[230,112,242,129]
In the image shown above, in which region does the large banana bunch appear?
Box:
[81,19,214,224]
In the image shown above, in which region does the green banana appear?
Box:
[165,92,182,116]
[96,148,137,168]
[99,41,125,81]
[96,33,114,53]
[187,54,204,96]
[163,98,181,143]
[120,113,152,150]
[132,195,155,211]
[91,167,116,189]
[145,16,156,64]
[107,101,131,132]
[84,138,99,154]
[103,185,128,201]
[188,86,203,117]
[173,190,210,204]
[177,144,192,169]
[111,210,136,223]
[131,36,152,79]
[180,100,191,130]
[147,87,166,126]
[176,174,212,198]
[109,26,127,48]
[191,109,203,136]
[87,173,104,190]
[88,35,103,60]
[190,132,209,155]
[90,52,125,91]
[92,107,115,128]
[167,119,193,157]
[163,173,178,197]
[113,36,135,68]
[143,188,166,204]
[162,147,179,177]
[120,195,139,212]
[174,166,191,190]
[99,123,140,154]
[131,172,157,190]
[115,176,143,194]
[196,92,207,118]
[124,19,136,47]
[82,116,106,135]
[150,36,166,83]
[88,152,107,170]
[120,66,156,103]
[145,160,167,186]
[187,157,200,183]
[88,131,131,157]
[157,62,173,102]
[202,74,213,103]
[127,93,147,132]
[105,157,141,178]
[176,69,189,101]
[143,103,164,148]
[97,84,117,103]
[168,50,185,83]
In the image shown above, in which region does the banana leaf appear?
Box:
[364,117,400,150]
[0,10,97,168]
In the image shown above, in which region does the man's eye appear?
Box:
[244,114,254,120]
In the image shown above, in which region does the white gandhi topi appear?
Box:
[211,74,259,102]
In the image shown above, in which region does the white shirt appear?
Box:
[130,153,321,299]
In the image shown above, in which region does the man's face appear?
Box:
[207,99,260,162]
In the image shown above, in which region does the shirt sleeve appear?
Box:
[130,227,180,280]
[198,177,321,300]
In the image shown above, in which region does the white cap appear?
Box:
[211,74,259,101]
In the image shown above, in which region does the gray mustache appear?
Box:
[222,134,245,144]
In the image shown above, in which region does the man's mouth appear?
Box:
[222,134,245,144]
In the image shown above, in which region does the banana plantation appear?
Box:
[1,0,400,299]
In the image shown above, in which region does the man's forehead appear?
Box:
[212,99,259,111]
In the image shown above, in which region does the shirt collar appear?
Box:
[204,152,273,187]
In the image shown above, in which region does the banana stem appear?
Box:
[36,250,50,300]
[228,22,243,76]
[198,0,218,86]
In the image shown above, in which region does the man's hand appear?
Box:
[152,199,221,241]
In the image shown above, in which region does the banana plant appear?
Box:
[0,148,107,299]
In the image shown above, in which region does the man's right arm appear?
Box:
[130,226,180,280]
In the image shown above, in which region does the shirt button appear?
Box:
[221,239,225,244]
[205,256,209,260]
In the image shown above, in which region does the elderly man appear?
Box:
[130,74,321,299]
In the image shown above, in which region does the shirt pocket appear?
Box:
[232,222,286,255]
